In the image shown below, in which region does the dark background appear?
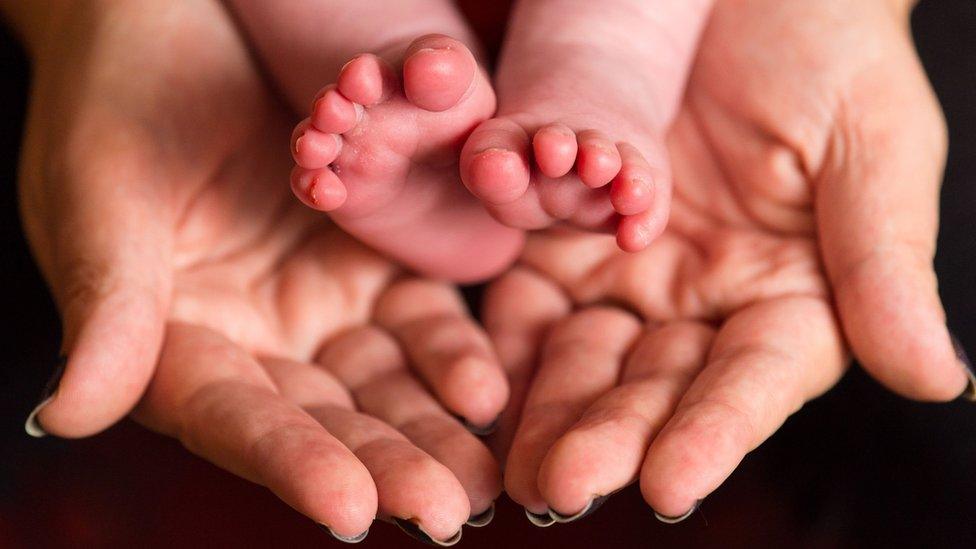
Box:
[1,2,974,548]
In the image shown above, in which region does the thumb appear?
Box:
[817,51,971,401]
[21,120,173,438]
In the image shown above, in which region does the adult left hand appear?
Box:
[483,0,972,524]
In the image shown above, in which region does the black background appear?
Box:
[1,2,974,547]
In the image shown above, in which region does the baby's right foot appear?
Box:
[460,0,713,252]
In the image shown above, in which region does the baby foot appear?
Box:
[457,0,711,253]
[460,117,667,252]
[290,34,523,282]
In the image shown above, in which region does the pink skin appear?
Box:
[11,1,507,541]
[486,0,969,523]
[289,34,524,282]
[460,0,714,252]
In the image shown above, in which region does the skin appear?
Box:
[486,0,970,521]
[229,0,525,282]
[461,0,714,251]
[286,33,524,282]
[9,0,506,540]
[5,0,966,537]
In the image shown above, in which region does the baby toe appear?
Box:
[533,124,578,178]
[460,118,532,205]
[610,143,655,216]
[292,120,342,169]
[576,130,622,188]
[311,85,362,134]
[338,54,396,106]
[402,34,477,112]
[290,166,348,212]
[617,207,668,253]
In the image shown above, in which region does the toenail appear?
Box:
[950,330,975,401]
[416,46,453,54]
[307,178,320,206]
[466,503,495,527]
[393,518,462,547]
[318,523,369,544]
[654,499,702,524]
[548,494,610,524]
[524,508,556,528]
[25,355,66,438]
[476,147,514,158]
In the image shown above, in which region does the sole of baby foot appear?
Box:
[289,34,523,282]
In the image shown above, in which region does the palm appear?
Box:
[165,100,395,360]
[493,0,958,521]
[87,3,401,358]
[526,0,920,321]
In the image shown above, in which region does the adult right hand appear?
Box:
[14,0,280,437]
[10,1,508,541]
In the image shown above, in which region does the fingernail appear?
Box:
[454,414,499,436]
[318,523,369,544]
[524,508,555,528]
[24,356,67,438]
[950,331,975,401]
[549,494,610,524]
[654,499,701,524]
[393,518,462,547]
[466,503,495,527]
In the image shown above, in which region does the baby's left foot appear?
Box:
[460,0,713,252]
[290,34,523,282]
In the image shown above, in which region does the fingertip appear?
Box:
[36,289,166,438]
[441,355,510,427]
[835,256,970,402]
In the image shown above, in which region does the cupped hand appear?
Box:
[16,1,508,539]
[19,0,508,437]
[135,265,503,543]
[485,0,972,523]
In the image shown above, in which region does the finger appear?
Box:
[374,279,508,429]
[504,307,641,520]
[818,65,968,401]
[536,321,713,518]
[640,297,847,519]
[318,326,500,522]
[132,322,376,539]
[21,128,171,438]
[482,267,572,458]
[265,353,469,544]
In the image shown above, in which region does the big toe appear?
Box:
[402,34,478,112]
[460,118,532,205]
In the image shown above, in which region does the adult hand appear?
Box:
[135,253,503,544]
[485,0,972,523]
[13,1,507,539]
[15,0,508,438]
